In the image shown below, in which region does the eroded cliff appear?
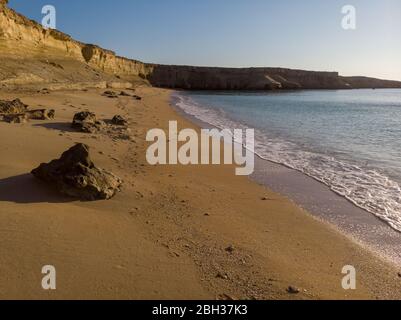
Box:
[1,0,400,91]
[0,0,151,89]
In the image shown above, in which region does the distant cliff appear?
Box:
[146,66,345,90]
[145,65,401,90]
[1,0,401,90]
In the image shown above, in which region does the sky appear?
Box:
[8,0,401,81]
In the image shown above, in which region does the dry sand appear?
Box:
[0,86,400,300]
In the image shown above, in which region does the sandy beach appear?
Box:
[0,86,400,300]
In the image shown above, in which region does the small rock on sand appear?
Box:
[102,90,118,98]
[287,286,300,294]
[72,111,105,133]
[216,272,229,280]
[111,115,128,126]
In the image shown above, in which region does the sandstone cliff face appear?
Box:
[0,1,150,88]
[1,0,400,90]
[81,44,151,76]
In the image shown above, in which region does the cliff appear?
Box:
[146,65,350,90]
[1,0,400,90]
[0,0,151,89]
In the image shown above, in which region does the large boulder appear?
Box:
[31,144,122,201]
[72,111,104,133]
[0,98,28,114]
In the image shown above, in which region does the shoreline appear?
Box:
[1,86,401,299]
[171,89,401,266]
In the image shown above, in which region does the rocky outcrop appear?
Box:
[31,144,122,200]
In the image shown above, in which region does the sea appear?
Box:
[173,89,401,233]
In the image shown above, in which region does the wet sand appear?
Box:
[252,157,401,266]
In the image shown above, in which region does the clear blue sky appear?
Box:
[8,0,401,80]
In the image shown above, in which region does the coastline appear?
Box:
[1,86,401,299]
[171,92,401,266]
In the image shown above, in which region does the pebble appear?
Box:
[216,272,229,280]
[287,286,300,294]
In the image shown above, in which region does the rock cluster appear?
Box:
[71,111,131,141]
[0,98,55,123]
[31,143,122,201]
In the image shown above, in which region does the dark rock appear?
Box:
[133,95,142,100]
[73,111,97,124]
[225,245,235,253]
[287,286,300,294]
[72,111,104,133]
[38,88,50,94]
[111,115,128,126]
[31,143,122,201]
[102,90,118,98]
[217,294,238,301]
[216,272,229,280]
[3,113,28,123]
[26,109,55,120]
[119,91,131,96]
[0,98,28,114]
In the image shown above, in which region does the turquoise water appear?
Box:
[173,89,401,232]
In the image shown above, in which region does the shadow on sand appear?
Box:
[0,173,74,204]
